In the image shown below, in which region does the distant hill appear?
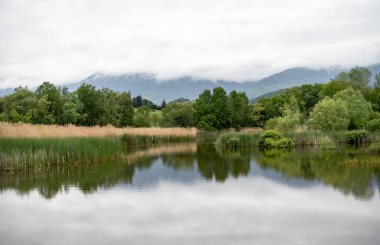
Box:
[1,64,379,103]
[0,88,14,97]
[64,67,344,103]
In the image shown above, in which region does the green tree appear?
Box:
[250,102,265,127]
[76,84,101,126]
[265,95,301,131]
[333,87,372,129]
[161,100,166,109]
[31,95,55,124]
[0,86,35,123]
[133,95,143,108]
[308,97,349,131]
[161,102,195,127]
[98,88,121,126]
[60,92,84,125]
[194,89,215,130]
[375,72,380,89]
[117,92,134,127]
[321,80,349,98]
[194,87,232,130]
[348,67,371,89]
[134,106,151,127]
[210,87,231,129]
[229,91,250,130]
[35,82,63,124]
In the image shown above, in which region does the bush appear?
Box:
[367,119,380,132]
[308,97,349,131]
[260,130,283,140]
[319,136,337,149]
[345,130,369,145]
[227,136,240,148]
[259,130,293,149]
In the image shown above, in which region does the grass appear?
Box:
[121,134,196,146]
[0,137,124,171]
[215,132,262,147]
[215,130,380,148]
[0,122,197,138]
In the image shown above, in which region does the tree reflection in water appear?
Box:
[0,143,379,200]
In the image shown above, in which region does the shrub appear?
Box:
[345,130,369,145]
[308,97,349,131]
[333,87,371,129]
[260,130,283,140]
[367,119,380,132]
[258,130,293,149]
[227,136,240,148]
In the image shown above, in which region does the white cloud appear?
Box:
[0,0,379,88]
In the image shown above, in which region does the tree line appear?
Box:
[0,67,380,131]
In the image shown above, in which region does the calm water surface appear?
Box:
[1,143,380,245]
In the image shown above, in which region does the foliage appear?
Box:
[367,119,380,132]
[215,132,262,147]
[161,102,195,127]
[375,72,380,89]
[226,136,240,148]
[0,86,35,123]
[347,67,371,89]
[264,95,301,131]
[133,95,159,109]
[258,130,293,149]
[0,65,379,130]
[345,130,369,145]
[194,87,250,130]
[229,91,250,130]
[133,106,151,127]
[333,87,371,129]
[308,97,349,131]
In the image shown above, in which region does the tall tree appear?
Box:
[229,91,250,130]
[211,87,231,129]
[348,67,372,89]
[375,72,380,89]
[117,92,134,127]
[161,102,195,127]
[76,84,101,126]
[308,97,349,131]
[133,95,143,108]
[134,106,151,127]
[333,87,372,129]
[35,82,63,123]
[194,89,215,130]
[0,86,35,123]
[161,100,166,109]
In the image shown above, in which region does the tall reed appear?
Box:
[215,131,380,148]
[214,132,262,147]
[0,122,197,138]
[121,134,196,146]
[0,137,124,171]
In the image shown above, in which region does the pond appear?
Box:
[1,143,380,245]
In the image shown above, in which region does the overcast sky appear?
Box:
[0,0,379,88]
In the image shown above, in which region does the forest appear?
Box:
[0,67,380,133]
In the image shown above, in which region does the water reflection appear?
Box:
[0,143,379,200]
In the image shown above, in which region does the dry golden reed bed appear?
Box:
[0,122,197,138]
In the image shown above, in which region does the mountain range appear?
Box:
[1,64,379,103]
